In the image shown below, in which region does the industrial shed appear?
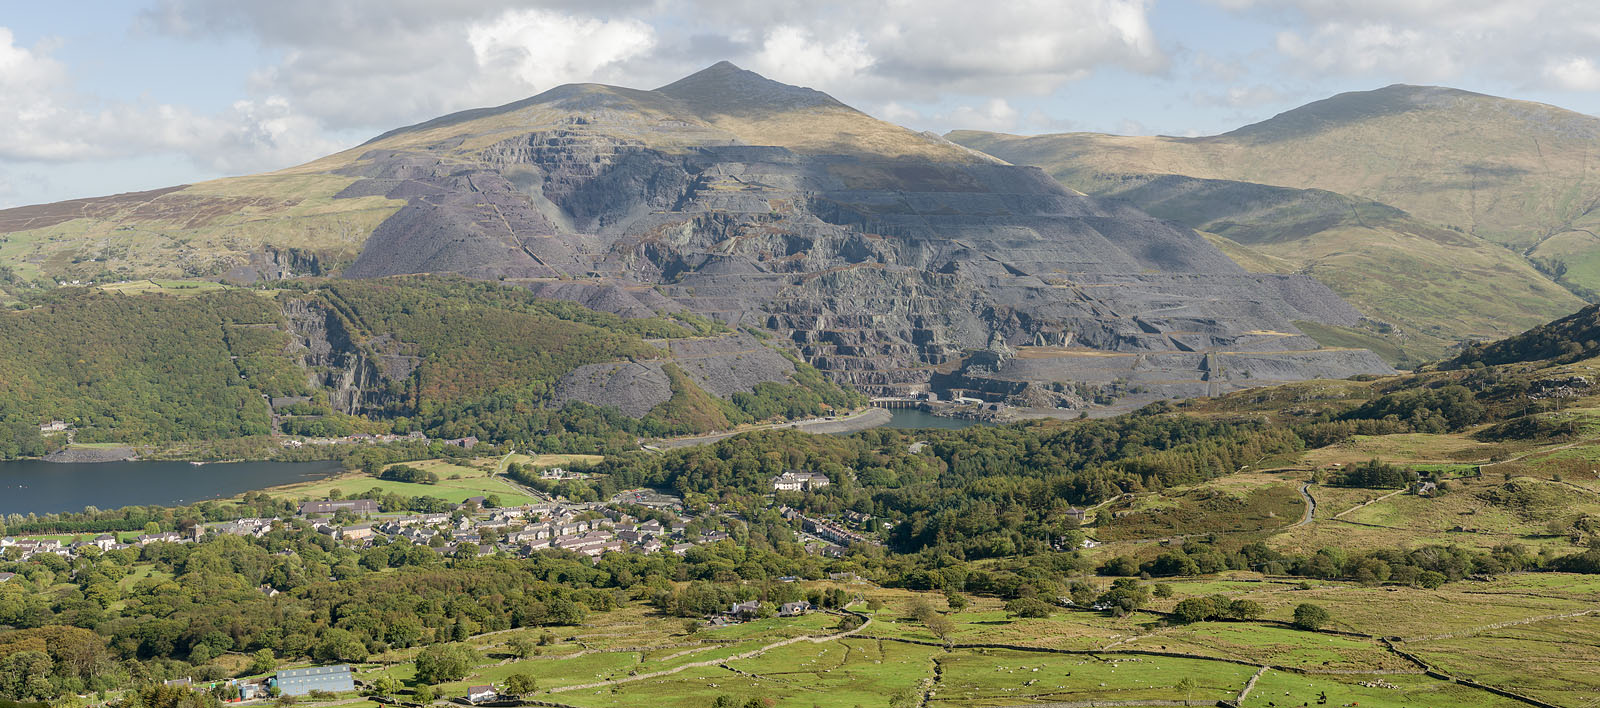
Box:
[274,665,355,696]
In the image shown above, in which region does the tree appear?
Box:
[924,613,957,646]
[944,590,969,612]
[1228,599,1265,621]
[412,685,437,703]
[366,675,401,697]
[248,648,277,676]
[1096,578,1150,613]
[507,636,537,659]
[313,629,368,663]
[1003,598,1053,619]
[1176,676,1198,702]
[504,673,537,697]
[866,597,884,614]
[1417,570,1448,589]
[1171,597,1216,624]
[414,643,479,685]
[1293,603,1331,631]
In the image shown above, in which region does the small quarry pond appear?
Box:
[882,409,989,430]
[0,459,344,515]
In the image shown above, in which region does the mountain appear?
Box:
[949,85,1596,363]
[0,62,1392,407]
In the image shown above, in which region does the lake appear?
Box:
[0,459,345,515]
[880,409,989,430]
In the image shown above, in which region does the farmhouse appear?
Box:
[466,686,497,703]
[730,600,761,618]
[779,601,813,617]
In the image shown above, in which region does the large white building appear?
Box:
[771,471,830,492]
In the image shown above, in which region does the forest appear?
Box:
[0,277,861,459]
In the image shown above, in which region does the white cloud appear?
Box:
[145,0,1169,128]
[467,9,656,91]
[750,26,874,88]
[3,0,1177,202]
[0,26,340,173]
[1274,23,1457,80]
[941,99,1021,132]
[1545,56,1600,92]
[1216,0,1600,90]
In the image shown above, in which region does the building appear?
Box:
[730,600,761,618]
[445,436,479,449]
[298,499,379,516]
[779,601,813,617]
[1065,507,1087,523]
[771,471,830,493]
[466,686,497,703]
[274,665,355,696]
[0,572,14,583]
[341,524,374,542]
[39,420,69,433]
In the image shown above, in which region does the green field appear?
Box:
[252,458,541,506]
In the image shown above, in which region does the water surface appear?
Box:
[880,409,990,430]
[0,459,343,515]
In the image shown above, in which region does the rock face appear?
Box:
[547,333,798,416]
[281,298,410,416]
[326,62,1392,400]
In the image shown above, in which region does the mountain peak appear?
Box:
[656,61,846,116]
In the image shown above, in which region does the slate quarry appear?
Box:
[317,63,1395,402]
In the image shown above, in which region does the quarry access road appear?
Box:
[650,407,892,449]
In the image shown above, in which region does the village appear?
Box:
[1,468,884,575]
[0,465,893,706]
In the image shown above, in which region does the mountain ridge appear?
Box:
[0,63,1393,407]
[948,83,1598,364]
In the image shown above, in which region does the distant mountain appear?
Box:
[950,85,1598,363]
[0,62,1392,407]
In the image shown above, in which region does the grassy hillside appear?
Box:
[952,129,1587,364]
[957,85,1600,251]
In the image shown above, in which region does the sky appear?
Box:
[3,0,1600,207]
